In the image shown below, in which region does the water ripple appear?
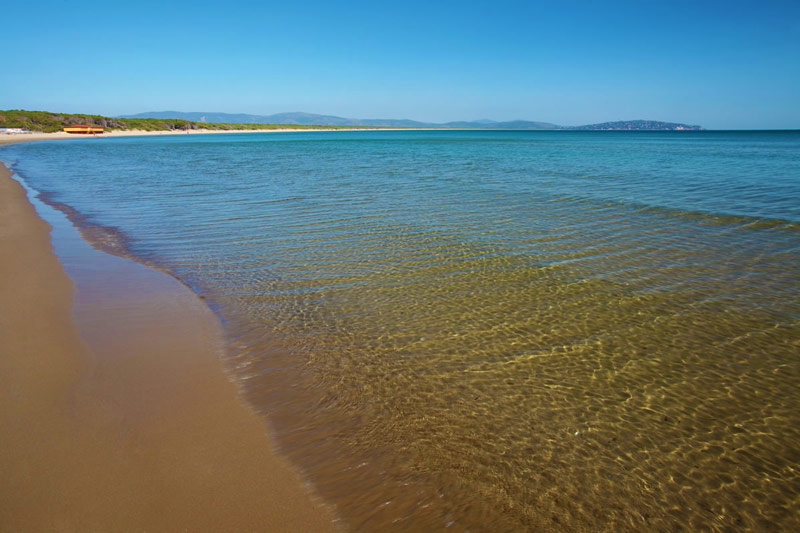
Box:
[3,130,799,531]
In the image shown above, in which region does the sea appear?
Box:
[3,130,799,531]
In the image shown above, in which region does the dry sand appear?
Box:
[2,129,270,143]
[0,159,338,530]
[0,126,397,144]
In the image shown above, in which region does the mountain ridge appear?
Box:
[119,111,702,130]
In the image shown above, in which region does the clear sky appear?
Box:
[3,0,798,129]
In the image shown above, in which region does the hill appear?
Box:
[121,111,562,130]
[120,111,701,130]
[570,120,703,131]
[120,111,433,128]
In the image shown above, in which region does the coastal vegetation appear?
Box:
[0,110,377,133]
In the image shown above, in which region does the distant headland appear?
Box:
[0,109,703,133]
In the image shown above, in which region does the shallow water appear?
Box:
[4,130,799,530]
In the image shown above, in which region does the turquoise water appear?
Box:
[3,130,799,530]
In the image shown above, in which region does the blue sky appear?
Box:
[3,0,798,128]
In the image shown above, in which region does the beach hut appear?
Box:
[63,124,104,134]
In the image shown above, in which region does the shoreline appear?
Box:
[0,160,339,529]
[0,127,738,147]
[0,127,423,144]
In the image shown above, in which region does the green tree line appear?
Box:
[0,110,377,133]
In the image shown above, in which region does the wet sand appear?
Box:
[0,161,338,530]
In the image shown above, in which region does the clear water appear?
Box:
[3,130,799,531]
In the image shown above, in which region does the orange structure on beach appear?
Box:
[63,124,104,134]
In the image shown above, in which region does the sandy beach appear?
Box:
[0,155,338,529]
[0,127,402,145]
[2,129,275,143]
